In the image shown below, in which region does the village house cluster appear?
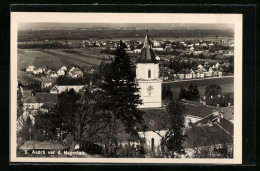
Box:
[81,38,234,57]
[160,62,224,81]
[26,65,84,78]
[18,64,93,119]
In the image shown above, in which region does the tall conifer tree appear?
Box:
[101,40,144,135]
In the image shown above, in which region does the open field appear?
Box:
[163,76,234,99]
[18,48,112,70]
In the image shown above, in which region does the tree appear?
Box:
[193,85,200,101]
[100,40,144,155]
[205,84,222,98]
[34,111,60,141]
[54,87,103,151]
[178,86,187,100]
[187,84,194,100]
[17,88,23,118]
[163,86,173,101]
[162,100,187,157]
[17,113,34,151]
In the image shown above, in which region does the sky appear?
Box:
[18,23,234,31]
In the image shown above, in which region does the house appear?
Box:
[49,86,59,94]
[68,66,76,73]
[37,67,47,74]
[203,71,211,77]
[152,47,164,51]
[197,64,203,69]
[23,92,58,115]
[37,68,43,74]
[41,77,56,88]
[191,70,196,78]
[50,72,58,78]
[183,117,233,158]
[185,69,192,79]
[69,67,83,78]
[153,40,160,47]
[133,49,142,53]
[177,69,186,80]
[196,71,204,78]
[215,62,220,68]
[50,85,85,94]
[218,71,223,77]
[26,65,35,72]
[208,67,213,76]
[178,74,185,79]
[180,106,234,158]
[33,70,38,75]
[57,69,66,77]
[60,66,68,71]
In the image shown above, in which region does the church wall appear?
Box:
[138,130,167,154]
[137,81,162,108]
[136,63,159,80]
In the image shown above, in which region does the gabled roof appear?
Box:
[70,67,83,75]
[24,93,58,103]
[42,77,56,83]
[41,102,56,109]
[183,123,233,148]
[136,31,158,64]
[183,103,218,118]
[184,69,191,74]
[184,103,234,121]
[192,113,233,136]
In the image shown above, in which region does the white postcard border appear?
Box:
[10,12,242,164]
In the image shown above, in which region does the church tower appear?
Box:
[136,31,162,108]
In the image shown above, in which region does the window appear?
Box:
[148,69,151,78]
[151,138,154,152]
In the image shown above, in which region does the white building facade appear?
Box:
[136,32,162,109]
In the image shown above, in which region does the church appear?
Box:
[136,31,162,108]
[135,31,167,155]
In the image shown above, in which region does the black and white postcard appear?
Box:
[10,12,242,164]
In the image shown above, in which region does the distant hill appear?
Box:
[18,29,234,42]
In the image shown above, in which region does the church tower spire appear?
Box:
[136,30,158,64]
[136,30,162,108]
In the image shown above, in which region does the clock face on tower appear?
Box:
[147,84,154,96]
